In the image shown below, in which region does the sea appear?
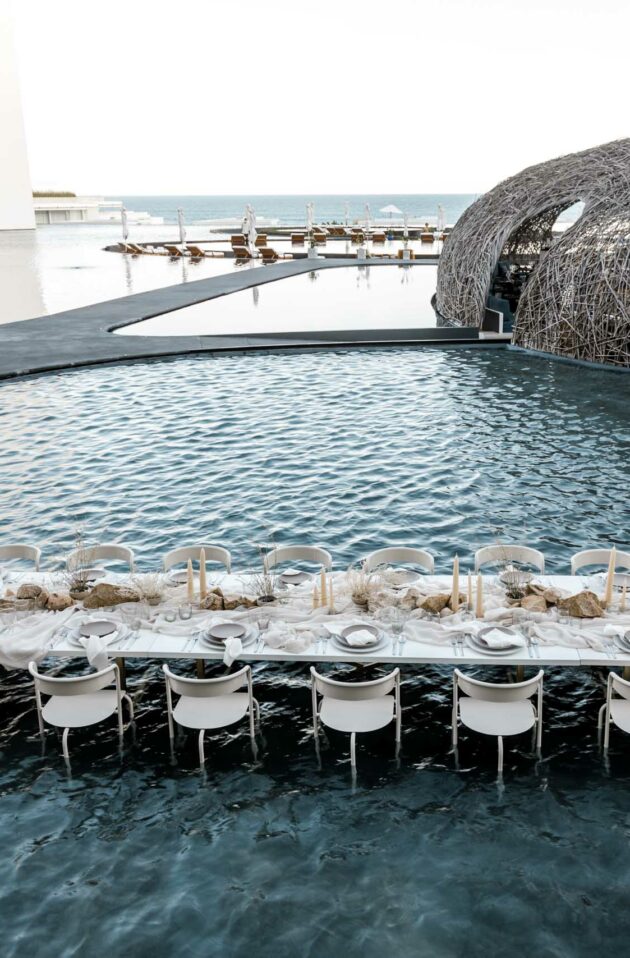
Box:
[116,193,584,228]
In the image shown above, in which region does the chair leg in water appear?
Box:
[62,727,70,760]
[497,735,504,773]
[198,730,205,766]
[350,732,357,768]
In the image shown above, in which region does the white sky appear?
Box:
[11,0,630,195]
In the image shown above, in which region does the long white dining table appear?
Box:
[38,573,630,675]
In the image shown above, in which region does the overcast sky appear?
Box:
[11,0,630,196]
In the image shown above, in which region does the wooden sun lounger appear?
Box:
[163,244,185,257]
[232,245,252,260]
[372,232,386,243]
[230,234,247,247]
[291,233,305,244]
[186,245,208,258]
[255,234,268,247]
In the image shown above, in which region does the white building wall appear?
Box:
[0,0,34,230]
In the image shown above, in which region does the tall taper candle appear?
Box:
[199,548,207,599]
[312,583,320,610]
[329,575,334,612]
[467,570,473,608]
[604,546,617,608]
[475,574,484,619]
[187,558,195,602]
[320,567,327,607]
[451,555,460,612]
[621,583,627,613]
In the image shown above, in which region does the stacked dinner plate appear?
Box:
[279,568,312,586]
[199,621,257,651]
[65,618,127,648]
[330,623,387,653]
[466,626,524,656]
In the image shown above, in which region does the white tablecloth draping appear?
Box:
[2,570,630,669]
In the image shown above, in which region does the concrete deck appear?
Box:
[0,258,497,381]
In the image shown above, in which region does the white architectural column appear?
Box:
[0,0,34,230]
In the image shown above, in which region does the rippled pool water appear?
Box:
[1,347,630,955]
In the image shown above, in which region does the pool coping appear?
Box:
[0,257,499,382]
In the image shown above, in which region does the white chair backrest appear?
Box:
[474,545,545,573]
[0,544,41,570]
[610,671,630,700]
[455,668,543,703]
[67,543,134,572]
[163,663,249,698]
[571,548,630,575]
[311,666,399,701]
[265,545,332,571]
[162,545,232,573]
[364,547,434,573]
[29,661,118,697]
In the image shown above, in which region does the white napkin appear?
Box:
[223,637,243,666]
[604,624,628,639]
[481,628,526,649]
[81,630,120,670]
[344,629,377,647]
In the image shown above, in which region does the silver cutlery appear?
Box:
[457,635,465,657]
[530,636,540,659]
[450,637,460,657]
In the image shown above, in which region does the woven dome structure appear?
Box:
[436,139,630,367]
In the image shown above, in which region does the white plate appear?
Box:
[80,619,117,638]
[66,626,125,649]
[81,567,107,581]
[467,635,521,656]
[331,633,388,653]
[169,570,190,584]
[199,627,256,651]
[615,633,630,653]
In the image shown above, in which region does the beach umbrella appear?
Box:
[380,203,403,222]
[344,201,350,227]
[121,205,129,243]
[403,211,409,240]
[177,207,186,248]
[437,204,446,231]
[241,205,250,235]
[365,203,371,230]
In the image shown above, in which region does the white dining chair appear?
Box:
[28,661,134,760]
[0,543,41,570]
[264,545,332,572]
[571,548,630,576]
[363,546,434,574]
[67,543,135,572]
[598,671,630,749]
[310,666,401,767]
[162,544,232,573]
[474,544,545,574]
[452,669,543,771]
[163,664,259,765]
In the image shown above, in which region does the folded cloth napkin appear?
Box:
[223,637,243,667]
[261,623,313,653]
[344,629,377,647]
[81,629,122,670]
[0,606,77,670]
[480,628,526,650]
[604,623,630,639]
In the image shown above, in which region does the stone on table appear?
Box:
[419,593,451,615]
[557,590,604,618]
[16,583,49,608]
[46,591,74,611]
[222,594,257,610]
[520,594,548,613]
[82,583,140,608]
[200,591,224,611]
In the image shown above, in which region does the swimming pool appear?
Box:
[115,264,439,337]
[1,346,629,956]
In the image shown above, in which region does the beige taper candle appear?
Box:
[467,570,473,608]
[312,583,320,609]
[199,548,207,599]
[475,573,484,619]
[451,555,460,612]
[604,546,617,608]
[621,583,627,613]
[328,575,334,611]
[320,567,327,607]
[186,558,195,602]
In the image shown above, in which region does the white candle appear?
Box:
[467,570,473,608]
[475,574,484,619]
[329,575,334,611]
[604,546,617,608]
[199,547,207,599]
[621,584,627,613]
[312,583,320,609]
[451,555,460,612]
[187,558,195,602]
[320,567,327,607]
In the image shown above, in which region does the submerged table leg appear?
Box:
[516,665,525,682]
[116,657,127,690]
[624,666,630,682]
[196,659,205,678]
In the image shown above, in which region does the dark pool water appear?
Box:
[1,347,630,955]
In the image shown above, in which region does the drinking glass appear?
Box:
[178,603,192,621]
[163,606,177,623]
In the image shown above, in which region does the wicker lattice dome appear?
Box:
[436,139,630,367]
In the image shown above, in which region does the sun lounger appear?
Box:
[372,232,386,243]
[186,245,208,258]
[230,234,247,247]
[291,233,305,244]
[420,233,434,244]
[232,246,252,261]
[255,234,268,248]
[164,244,185,257]
[260,247,293,263]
